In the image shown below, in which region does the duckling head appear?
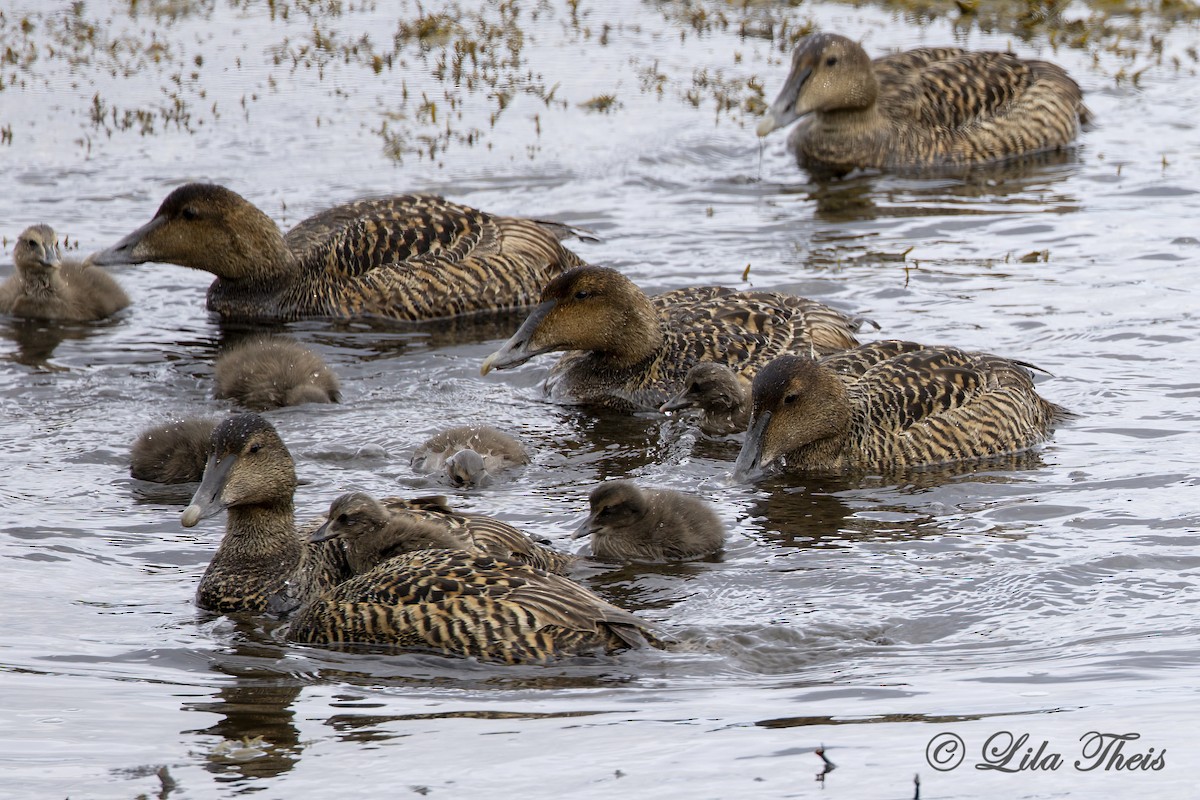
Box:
[12,225,62,277]
[445,448,490,488]
[90,183,288,280]
[481,266,660,374]
[312,492,464,571]
[757,33,877,137]
[573,480,650,542]
[734,355,851,479]
[660,362,748,415]
[182,413,297,527]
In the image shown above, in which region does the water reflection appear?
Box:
[0,317,122,370]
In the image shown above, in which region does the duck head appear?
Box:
[757,33,877,137]
[182,413,297,527]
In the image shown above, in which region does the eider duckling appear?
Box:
[659,361,751,435]
[214,335,340,411]
[314,492,576,575]
[287,547,661,664]
[757,33,1089,176]
[574,480,726,562]
[1,224,129,321]
[480,265,869,411]
[411,425,530,487]
[734,340,1072,478]
[89,183,585,321]
[130,417,217,483]
[180,414,350,615]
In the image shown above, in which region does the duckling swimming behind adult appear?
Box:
[411,425,530,487]
[180,414,350,615]
[481,265,870,412]
[130,417,217,483]
[574,480,726,562]
[1,225,129,321]
[89,183,585,321]
[214,335,341,411]
[757,33,1089,176]
[313,492,576,575]
[659,362,751,435]
[735,340,1072,478]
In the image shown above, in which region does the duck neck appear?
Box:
[17,267,64,300]
[211,501,303,574]
[814,104,883,136]
[602,295,665,369]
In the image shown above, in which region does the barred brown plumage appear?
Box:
[735,340,1072,477]
[287,548,661,664]
[88,183,585,321]
[311,491,576,576]
[481,265,872,412]
[757,33,1090,176]
[1,224,130,321]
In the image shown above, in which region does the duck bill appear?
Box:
[756,66,811,137]
[181,452,236,527]
[480,299,556,375]
[733,410,773,480]
[658,389,694,414]
[571,514,596,540]
[309,519,336,543]
[88,214,166,266]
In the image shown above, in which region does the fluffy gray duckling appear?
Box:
[575,480,726,562]
[411,425,530,487]
[214,335,340,411]
[659,361,751,435]
[1,224,129,321]
[130,417,217,483]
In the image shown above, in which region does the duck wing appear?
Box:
[289,551,657,662]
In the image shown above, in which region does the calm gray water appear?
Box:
[1,1,1198,797]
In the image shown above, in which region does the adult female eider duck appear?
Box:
[1,224,130,321]
[411,425,530,487]
[89,183,585,321]
[574,480,726,562]
[480,265,870,411]
[734,340,1071,478]
[314,492,576,575]
[287,547,660,664]
[180,414,351,614]
[214,335,340,411]
[659,362,751,435]
[756,33,1089,176]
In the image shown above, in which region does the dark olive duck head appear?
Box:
[182,413,297,527]
[574,480,650,541]
[12,224,62,276]
[90,183,290,280]
[660,362,749,414]
[481,266,662,374]
[734,355,852,479]
[757,33,877,137]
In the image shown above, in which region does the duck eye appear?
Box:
[574,290,590,300]
[783,393,799,405]
[248,443,262,454]
[180,206,200,221]
[826,56,838,66]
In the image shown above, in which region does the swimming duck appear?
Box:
[734,340,1071,477]
[180,414,350,615]
[480,265,869,411]
[130,417,217,483]
[313,492,576,575]
[659,362,751,435]
[574,480,726,562]
[756,33,1089,176]
[1,224,130,321]
[88,183,586,321]
[287,547,661,664]
[214,335,341,411]
[411,425,530,487]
